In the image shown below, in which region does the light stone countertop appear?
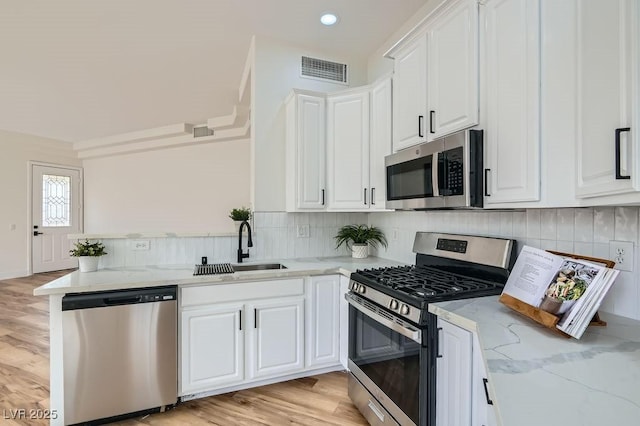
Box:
[430,297,640,426]
[34,258,640,426]
[33,256,405,296]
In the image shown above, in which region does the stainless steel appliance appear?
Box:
[385,130,483,210]
[62,286,177,424]
[347,232,516,426]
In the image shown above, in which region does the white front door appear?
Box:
[31,164,82,273]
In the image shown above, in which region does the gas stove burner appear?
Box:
[413,289,436,298]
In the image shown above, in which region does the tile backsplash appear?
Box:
[98,212,367,269]
[97,207,639,321]
[368,207,640,321]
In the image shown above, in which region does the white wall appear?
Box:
[0,130,81,279]
[369,208,640,321]
[252,36,369,212]
[83,139,250,234]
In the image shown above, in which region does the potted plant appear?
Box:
[335,224,388,259]
[69,239,107,272]
[229,207,252,232]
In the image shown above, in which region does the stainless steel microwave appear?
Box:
[385,129,483,210]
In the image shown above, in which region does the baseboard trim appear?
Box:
[0,270,30,281]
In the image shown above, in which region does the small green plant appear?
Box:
[335,224,388,250]
[69,239,107,257]
[229,207,252,221]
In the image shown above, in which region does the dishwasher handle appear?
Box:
[62,285,177,310]
[104,295,142,305]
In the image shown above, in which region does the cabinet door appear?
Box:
[180,304,244,394]
[393,33,428,152]
[428,0,479,140]
[436,318,472,426]
[576,0,638,198]
[370,77,392,210]
[482,0,541,204]
[286,93,326,210]
[247,298,305,379]
[472,334,497,426]
[327,91,370,210]
[306,276,340,368]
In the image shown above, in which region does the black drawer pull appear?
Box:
[418,115,424,138]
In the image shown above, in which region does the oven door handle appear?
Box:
[346,293,422,344]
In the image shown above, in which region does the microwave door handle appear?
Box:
[432,152,440,197]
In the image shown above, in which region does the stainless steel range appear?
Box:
[346,232,516,426]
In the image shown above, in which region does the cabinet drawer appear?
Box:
[181,278,305,307]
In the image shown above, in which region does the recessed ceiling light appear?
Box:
[320,13,338,26]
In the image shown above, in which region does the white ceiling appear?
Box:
[0,0,427,143]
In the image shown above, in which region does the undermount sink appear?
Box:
[231,263,288,272]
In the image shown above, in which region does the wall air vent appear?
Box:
[301,56,348,85]
[193,126,214,138]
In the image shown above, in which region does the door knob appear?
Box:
[33,231,43,236]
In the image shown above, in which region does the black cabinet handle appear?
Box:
[483,378,494,405]
[364,188,367,205]
[615,127,631,180]
[239,310,242,331]
[371,188,375,205]
[418,115,424,138]
[321,189,325,205]
[254,308,257,328]
[484,169,491,196]
[429,110,435,134]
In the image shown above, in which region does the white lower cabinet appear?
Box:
[180,276,342,397]
[436,318,472,426]
[247,298,305,379]
[181,303,244,393]
[436,318,496,426]
[306,275,340,368]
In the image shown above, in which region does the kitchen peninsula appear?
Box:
[34,257,640,426]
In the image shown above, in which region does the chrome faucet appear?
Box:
[237,220,253,263]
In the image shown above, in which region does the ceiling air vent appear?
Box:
[301,56,348,85]
[193,126,214,138]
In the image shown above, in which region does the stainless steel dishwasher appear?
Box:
[62,286,177,424]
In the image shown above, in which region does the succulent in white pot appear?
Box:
[334,225,388,259]
[69,239,107,272]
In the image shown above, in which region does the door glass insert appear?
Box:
[42,174,71,227]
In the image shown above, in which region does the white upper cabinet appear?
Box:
[575,0,639,199]
[285,91,326,211]
[392,33,428,152]
[481,0,541,204]
[427,0,479,140]
[327,90,370,210]
[326,78,392,211]
[388,0,479,152]
[369,77,393,209]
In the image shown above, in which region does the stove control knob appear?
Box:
[400,304,410,315]
[359,285,366,294]
[389,299,399,310]
[351,281,358,291]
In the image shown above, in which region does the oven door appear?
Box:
[347,293,432,426]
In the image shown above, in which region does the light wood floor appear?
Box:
[0,271,367,426]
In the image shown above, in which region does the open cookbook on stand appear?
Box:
[501,246,620,339]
